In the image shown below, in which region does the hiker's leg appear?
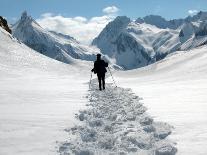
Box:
[97,75,102,90]
[102,74,105,89]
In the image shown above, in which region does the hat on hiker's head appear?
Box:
[97,54,101,58]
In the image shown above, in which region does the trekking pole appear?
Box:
[108,67,117,87]
[89,71,93,89]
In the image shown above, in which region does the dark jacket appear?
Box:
[92,60,108,75]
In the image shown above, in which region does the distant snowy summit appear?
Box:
[136,11,207,29]
[12,11,99,64]
[92,11,207,69]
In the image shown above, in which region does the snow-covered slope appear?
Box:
[0,24,176,155]
[12,12,99,64]
[1,17,207,155]
[115,45,207,155]
[180,21,207,50]
[0,26,91,155]
[92,11,207,70]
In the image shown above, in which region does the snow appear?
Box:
[135,11,207,30]
[1,11,207,154]
[115,45,207,155]
[0,26,177,155]
[0,27,91,155]
[92,12,207,69]
[59,84,176,155]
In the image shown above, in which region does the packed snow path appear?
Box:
[59,84,177,155]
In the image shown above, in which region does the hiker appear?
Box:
[91,54,108,90]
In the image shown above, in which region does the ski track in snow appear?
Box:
[58,83,177,155]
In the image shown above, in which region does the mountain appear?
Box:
[136,15,173,29]
[92,11,207,69]
[92,16,179,69]
[92,16,131,57]
[180,21,207,50]
[11,11,207,70]
[12,11,99,64]
[136,11,207,29]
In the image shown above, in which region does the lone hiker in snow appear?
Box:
[91,54,108,90]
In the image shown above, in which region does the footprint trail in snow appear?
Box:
[59,84,177,155]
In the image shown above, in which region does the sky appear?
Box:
[1,0,207,44]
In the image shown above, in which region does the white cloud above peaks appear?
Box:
[102,6,119,14]
[188,9,198,16]
[36,6,120,45]
[37,14,114,45]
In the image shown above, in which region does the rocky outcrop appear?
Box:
[0,16,11,34]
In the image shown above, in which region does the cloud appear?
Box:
[102,6,119,14]
[188,9,198,16]
[36,6,120,44]
[36,13,114,45]
[41,13,54,18]
[73,16,87,22]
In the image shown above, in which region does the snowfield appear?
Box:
[115,45,207,155]
[1,22,207,155]
[0,27,91,155]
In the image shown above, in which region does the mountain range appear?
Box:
[92,11,207,69]
[9,11,207,70]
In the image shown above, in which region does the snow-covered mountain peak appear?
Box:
[12,13,99,64]
[16,11,41,29]
[135,15,171,29]
[92,16,131,57]
[186,11,207,22]
[96,16,130,39]
[92,11,207,69]
[135,11,207,30]
[179,22,195,42]
[195,21,207,37]
[198,11,207,20]
[140,15,169,29]
[21,11,30,21]
[112,16,131,25]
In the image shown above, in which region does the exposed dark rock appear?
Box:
[0,16,12,34]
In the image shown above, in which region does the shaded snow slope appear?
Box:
[59,84,177,155]
[12,12,99,64]
[115,45,207,155]
[0,27,92,155]
[180,21,207,50]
